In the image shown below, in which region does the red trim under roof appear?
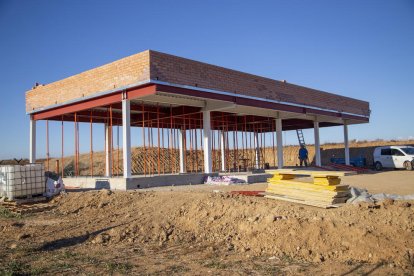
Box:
[32,83,369,122]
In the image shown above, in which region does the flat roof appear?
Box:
[26,50,370,125]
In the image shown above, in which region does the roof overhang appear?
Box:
[30,81,369,128]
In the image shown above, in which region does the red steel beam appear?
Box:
[32,84,157,120]
[33,84,369,129]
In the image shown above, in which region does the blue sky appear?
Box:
[0,0,413,159]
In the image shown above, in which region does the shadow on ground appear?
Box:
[340,262,383,276]
[37,223,127,252]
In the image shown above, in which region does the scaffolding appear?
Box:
[38,103,284,178]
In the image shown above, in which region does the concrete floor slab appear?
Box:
[218,172,272,183]
[63,173,218,190]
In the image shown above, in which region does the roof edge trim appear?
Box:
[27,79,370,120]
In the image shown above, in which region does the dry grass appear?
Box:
[36,139,414,176]
[2,139,412,176]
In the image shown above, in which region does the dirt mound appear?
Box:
[50,190,414,267]
[1,187,414,274]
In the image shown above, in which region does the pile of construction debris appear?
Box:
[205,175,246,185]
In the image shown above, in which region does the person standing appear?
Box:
[298,145,308,167]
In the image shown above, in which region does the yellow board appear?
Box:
[266,187,349,202]
[313,175,340,179]
[266,186,349,197]
[266,192,347,204]
[265,169,356,177]
[312,177,341,186]
[269,173,342,186]
[264,194,341,208]
[270,174,296,180]
[265,169,351,207]
[267,180,349,192]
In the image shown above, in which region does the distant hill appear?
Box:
[2,140,413,176]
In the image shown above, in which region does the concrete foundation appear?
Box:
[218,172,272,184]
[63,172,271,190]
[63,173,218,190]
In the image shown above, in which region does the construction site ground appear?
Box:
[1,170,414,275]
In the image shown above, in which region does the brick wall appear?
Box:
[26,50,150,112]
[26,49,370,117]
[149,51,370,116]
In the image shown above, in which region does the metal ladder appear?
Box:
[296,129,306,148]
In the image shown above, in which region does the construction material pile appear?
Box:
[205,175,246,185]
[265,170,351,208]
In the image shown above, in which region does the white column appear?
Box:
[203,110,212,173]
[179,129,186,173]
[122,99,131,178]
[276,118,284,169]
[105,123,112,177]
[220,130,226,172]
[314,121,321,166]
[254,132,260,169]
[344,122,350,165]
[29,118,36,163]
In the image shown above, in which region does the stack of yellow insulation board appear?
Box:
[265,170,351,208]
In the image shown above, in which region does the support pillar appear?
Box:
[275,118,283,169]
[254,132,260,169]
[122,98,131,178]
[29,118,36,163]
[314,121,321,166]
[203,110,212,173]
[344,122,350,166]
[105,123,112,177]
[179,129,186,173]
[220,130,226,172]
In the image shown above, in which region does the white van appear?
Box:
[373,146,414,171]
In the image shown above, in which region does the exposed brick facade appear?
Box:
[26,51,150,112]
[26,50,370,117]
[150,51,369,116]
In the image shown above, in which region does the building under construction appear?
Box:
[26,50,370,189]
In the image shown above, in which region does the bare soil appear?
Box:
[1,170,414,275]
[343,170,414,195]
